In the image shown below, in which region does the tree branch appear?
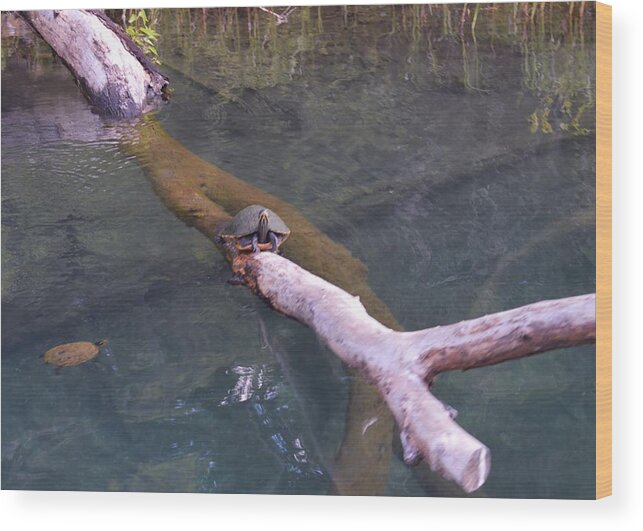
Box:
[229,250,595,492]
[127,118,595,494]
[127,117,400,495]
[409,293,596,378]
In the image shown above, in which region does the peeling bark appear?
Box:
[19,10,168,117]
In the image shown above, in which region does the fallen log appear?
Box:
[15,8,394,490]
[126,117,399,495]
[126,118,596,493]
[19,10,168,117]
[229,249,596,492]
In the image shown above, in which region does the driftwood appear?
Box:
[126,118,399,495]
[126,118,596,493]
[228,250,595,492]
[19,10,168,117]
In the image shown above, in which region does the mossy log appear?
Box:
[127,118,596,493]
[19,10,168,117]
[126,117,398,495]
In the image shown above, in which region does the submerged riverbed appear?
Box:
[2,5,596,498]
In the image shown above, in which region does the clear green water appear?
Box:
[2,6,595,498]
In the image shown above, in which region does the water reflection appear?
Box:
[153,4,595,136]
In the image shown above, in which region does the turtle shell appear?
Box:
[43,339,108,367]
[220,205,290,238]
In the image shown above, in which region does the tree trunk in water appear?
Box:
[126,118,400,496]
[126,118,596,493]
[231,251,596,492]
[19,10,168,118]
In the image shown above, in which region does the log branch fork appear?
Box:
[228,249,596,493]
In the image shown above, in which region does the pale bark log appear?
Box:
[19,10,168,117]
[229,250,596,492]
[412,294,596,377]
[128,119,595,493]
[127,118,399,495]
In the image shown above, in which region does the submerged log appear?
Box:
[468,207,595,318]
[19,10,168,117]
[126,118,596,493]
[126,117,399,496]
[9,13,396,489]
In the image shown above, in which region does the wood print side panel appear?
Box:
[596,1,612,500]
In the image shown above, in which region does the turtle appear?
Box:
[43,339,108,367]
[216,205,290,254]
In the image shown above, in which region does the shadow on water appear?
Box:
[3,5,595,498]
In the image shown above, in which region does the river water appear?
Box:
[2,5,596,498]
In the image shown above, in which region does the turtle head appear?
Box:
[258,209,270,243]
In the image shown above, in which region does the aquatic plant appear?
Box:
[153,3,595,136]
[125,9,161,65]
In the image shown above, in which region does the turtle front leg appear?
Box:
[269,231,279,253]
[251,233,260,253]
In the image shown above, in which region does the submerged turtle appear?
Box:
[43,339,108,367]
[216,205,291,254]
